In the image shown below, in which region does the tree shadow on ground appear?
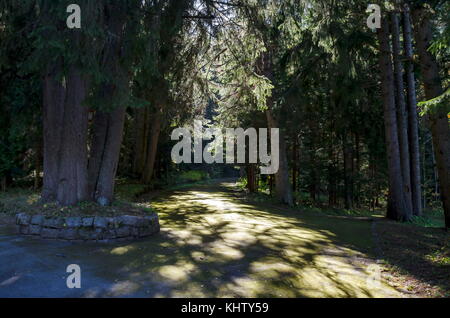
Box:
[374,220,449,296]
[80,182,401,298]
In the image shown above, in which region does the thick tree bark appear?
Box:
[87,3,129,205]
[292,137,298,193]
[328,95,337,207]
[391,12,413,215]
[354,133,361,207]
[88,14,128,204]
[403,3,422,216]
[42,64,66,202]
[1,177,6,192]
[42,65,89,206]
[307,118,318,203]
[41,2,131,207]
[258,49,293,206]
[246,163,258,193]
[142,108,162,184]
[266,109,293,206]
[88,106,127,205]
[56,68,90,206]
[133,107,149,175]
[377,17,410,222]
[412,6,450,228]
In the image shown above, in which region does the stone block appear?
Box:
[17,213,30,225]
[79,228,97,240]
[116,226,131,238]
[43,217,64,229]
[59,228,78,240]
[104,229,117,240]
[106,217,116,229]
[29,225,42,235]
[117,215,141,227]
[30,215,44,225]
[94,228,105,240]
[82,217,94,227]
[94,217,108,229]
[19,225,30,235]
[66,217,82,228]
[130,226,139,237]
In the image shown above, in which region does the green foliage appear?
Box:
[115,181,148,202]
[236,177,248,191]
[0,1,41,181]
[410,209,446,228]
[418,88,450,116]
[0,0,447,229]
[179,170,210,183]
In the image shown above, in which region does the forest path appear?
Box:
[144,181,403,297]
[0,181,404,297]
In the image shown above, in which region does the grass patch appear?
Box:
[304,206,383,218]
[178,170,209,183]
[0,188,39,216]
[115,180,149,202]
[410,209,445,228]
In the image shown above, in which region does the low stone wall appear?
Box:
[15,213,160,242]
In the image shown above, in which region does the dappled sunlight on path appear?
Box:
[89,182,402,298]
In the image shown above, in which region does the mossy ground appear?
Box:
[80,181,403,297]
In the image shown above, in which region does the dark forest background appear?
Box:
[0,0,449,228]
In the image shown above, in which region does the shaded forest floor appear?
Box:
[0,180,448,297]
[374,221,449,297]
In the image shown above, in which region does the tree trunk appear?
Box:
[42,63,65,202]
[328,95,337,207]
[88,106,127,205]
[56,68,90,206]
[133,107,149,175]
[343,133,353,210]
[328,152,338,207]
[34,137,43,190]
[354,133,361,207]
[1,177,6,192]
[258,49,293,206]
[266,110,293,206]
[377,17,410,222]
[413,6,450,228]
[41,2,132,207]
[307,119,318,204]
[42,65,90,206]
[431,142,439,204]
[246,164,257,193]
[142,109,162,184]
[292,137,298,193]
[422,137,427,210]
[403,3,422,216]
[391,12,413,215]
[87,5,128,205]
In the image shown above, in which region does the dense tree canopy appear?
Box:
[0,0,449,228]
